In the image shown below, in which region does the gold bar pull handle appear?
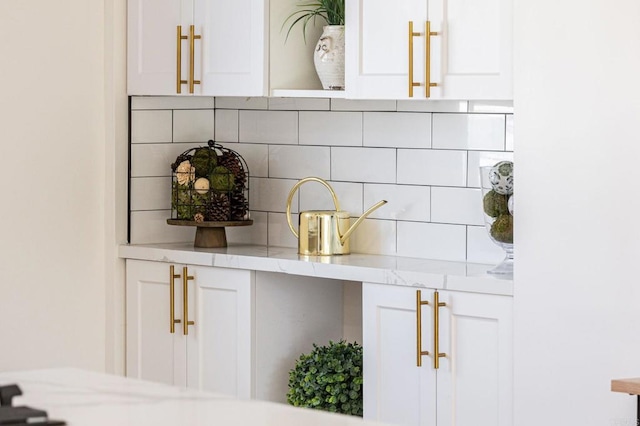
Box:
[425,21,440,98]
[182,267,195,335]
[433,291,447,369]
[416,290,431,366]
[188,25,202,94]
[169,265,182,333]
[408,21,424,98]
[176,26,188,94]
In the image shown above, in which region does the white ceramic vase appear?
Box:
[313,25,345,90]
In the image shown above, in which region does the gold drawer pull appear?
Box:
[182,267,195,335]
[188,25,202,94]
[176,26,188,93]
[169,265,182,333]
[408,21,440,98]
[416,290,430,366]
[433,290,447,369]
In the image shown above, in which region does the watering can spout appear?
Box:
[339,200,388,244]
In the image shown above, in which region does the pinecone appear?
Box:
[205,193,230,221]
[229,190,249,220]
[218,151,246,188]
[171,153,192,172]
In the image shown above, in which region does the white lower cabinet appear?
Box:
[126,260,344,402]
[362,282,513,426]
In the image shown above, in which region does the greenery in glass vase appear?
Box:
[283,0,345,42]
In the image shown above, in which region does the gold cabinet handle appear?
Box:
[433,291,447,369]
[188,25,202,94]
[408,21,440,98]
[182,267,195,335]
[425,21,439,98]
[176,26,188,94]
[416,290,430,366]
[169,265,182,333]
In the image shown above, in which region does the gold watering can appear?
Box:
[286,177,387,255]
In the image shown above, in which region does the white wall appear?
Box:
[0,0,125,372]
[514,0,640,424]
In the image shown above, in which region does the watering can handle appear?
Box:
[286,177,341,239]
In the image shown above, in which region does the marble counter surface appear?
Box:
[0,369,384,426]
[119,243,513,296]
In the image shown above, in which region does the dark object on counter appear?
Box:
[0,384,66,425]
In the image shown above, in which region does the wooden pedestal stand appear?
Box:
[167,219,253,248]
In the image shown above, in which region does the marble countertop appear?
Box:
[119,243,513,296]
[0,369,385,426]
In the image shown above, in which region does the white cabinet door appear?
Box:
[125,260,187,386]
[346,0,428,99]
[128,0,267,96]
[194,0,268,96]
[127,0,192,95]
[362,283,437,426]
[186,266,255,398]
[436,291,513,426]
[346,0,512,99]
[429,0,512,99]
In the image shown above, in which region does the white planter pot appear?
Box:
[313,25,345,90]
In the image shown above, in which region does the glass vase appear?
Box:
[480,165,513,276]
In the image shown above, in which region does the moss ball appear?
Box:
[191,148,218,178]
[483,190,509,218]
[209,166,236,192]
[490,214,513,244]
[172,182,207,220]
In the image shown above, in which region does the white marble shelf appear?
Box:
[119,243,513,296]
[1,369,386,426]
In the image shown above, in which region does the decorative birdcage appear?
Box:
[167,140,252,248]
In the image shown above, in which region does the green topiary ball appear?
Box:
[171,182,207,220]
[190,148,218,178]
[483,190,509,218]
[490,214,513,244]
[287,340,363,417]
[209,166,236,192]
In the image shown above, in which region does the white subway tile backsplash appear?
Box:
[131,143,198,177]
[214,109,239,142]
[349,219,397,255]
[131,96,214,110]
[227,211,268,245]
[432,113,505,151]
[131,110,172,143]
[397,222,466,261]
[467,151,514,188]
[250,177,298,213]
[397,100,468,113]
[431,187,484,226]
[173,110,215,143]
[130,210,193,244]
[267,212,298,248]
[299,181,363,215]
[397,149,467,186]
[505,115,514,151]
[331,147,396,183]
[331,99,397,111]
[269,145,330,179]
[299,111,362,146]
[364,112,431,148]
[466,225,506,264]
[130,177,171,211]
[128,96,515,263]
[364,184,430,221]
[269,97,330,111]
[216,97,268,110]
[239,110,298,144]
[218,142,268,178]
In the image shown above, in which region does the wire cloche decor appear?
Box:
[167,140,252,248]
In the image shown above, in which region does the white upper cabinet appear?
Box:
[345,0,512,99]
[128,0,267,96]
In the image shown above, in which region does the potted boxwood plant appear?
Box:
[286,340,363,416]
[283,0,346,90]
